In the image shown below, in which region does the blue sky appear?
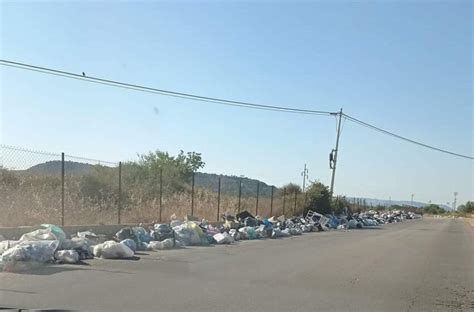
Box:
[1,1,472,206]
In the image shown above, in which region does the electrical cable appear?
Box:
[0,60,336,116]
[2,59,472,160]
[343,113,473,160]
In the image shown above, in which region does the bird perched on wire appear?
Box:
[82,72,86,77]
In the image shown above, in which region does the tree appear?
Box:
[175,151,205,175]
[304,182,332,215]
[280,183,302,195]
[423,204,445,215]
[458,201,473,214]
[136,150,204,176]
[123,149,205,197]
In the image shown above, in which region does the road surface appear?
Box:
[1,217,473,311]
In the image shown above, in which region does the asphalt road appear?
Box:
[1,217,473,312]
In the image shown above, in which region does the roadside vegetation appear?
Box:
[1,149,471,227]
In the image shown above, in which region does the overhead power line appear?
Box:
[1,59,472,160]
[0,59,336,116]
[343,113,473,160]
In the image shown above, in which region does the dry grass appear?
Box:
[118,188,306,224]
[0,171,306,227]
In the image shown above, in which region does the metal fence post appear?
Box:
[191,171,195,216]
[283,190,286,216]
[255,182,259,216]
[238,178,242,213]
[270,186,274,216]
[61,152,65,226]
[294,192,297,216]
[217,177,221,221]
[118,162,122,224]
[159,167,163,222]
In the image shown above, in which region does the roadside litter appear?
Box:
[120,239,137,252]
[93,241,134,259]
[1,240,60,270]
[147,238,175,250]
[54,250,79,264]
[0,209,420,272]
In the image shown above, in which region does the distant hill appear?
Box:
[26,161,94,175]
[24,161,276,197]
[195,172,275,197]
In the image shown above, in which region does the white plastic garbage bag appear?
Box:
[20,229,57,241]
[93,241,134,259]
[0,240,20,255]
[173,222,208,246]
[213,232,233,244]
[255,225,270,238]
[289,227,303,235]
[1,240,59,264]
[40,224,66,243]
[347,220,358,229]
[54,250,79,264]
[229,229,240,241]
[75,231,107,244]
[238,227,257,240]
[120,239,137,252]
[76,231,97,239]
[147,238,175,250]
[271,228,282,238]
[60,237,92,251]
[365,219,378,226]
[302,224,314,232]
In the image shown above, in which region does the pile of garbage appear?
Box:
[0,209,420,271]
[0,224,108,271]
[321,210,421,230]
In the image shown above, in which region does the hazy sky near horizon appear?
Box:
[1,1,472,206]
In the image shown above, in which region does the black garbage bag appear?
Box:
[151,224,175,241]
[115,227,137,242]
[236,211,254,221]
[244,217,258,227]
[222,212,236,222]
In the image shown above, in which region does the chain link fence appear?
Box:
[0,145,305,227]
[1,145,62,226]
[63,154,119,225]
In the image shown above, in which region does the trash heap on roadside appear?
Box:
[0,209,420,271]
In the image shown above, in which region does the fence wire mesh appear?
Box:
[1,145,306,227]
[1,145,62,226]
[63,154,119,225]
